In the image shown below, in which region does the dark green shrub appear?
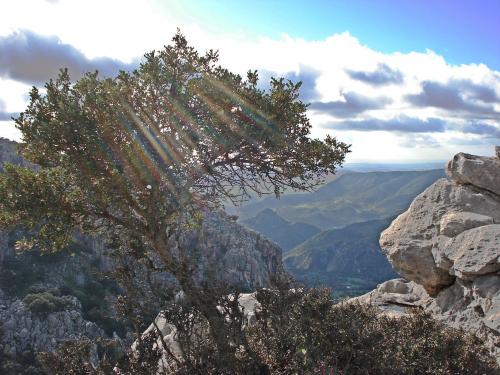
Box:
[248,288,499,375]
[22,292,73,315]
[32,286,499,374]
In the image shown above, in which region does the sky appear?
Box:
[0,0,499,163]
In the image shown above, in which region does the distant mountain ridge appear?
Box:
[241,208,321,252]
[284,218,398,296]
[236,169,445,296]
[233,169,446,230]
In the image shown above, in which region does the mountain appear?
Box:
[236,169,445,295]
[231,169,446,230]
[241,208,321,252]
[284,218,398,296]
[343,161,446,172]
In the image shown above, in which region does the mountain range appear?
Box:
[284,218,398,296]
[235,168,446,295]
[241,208,321,252]
[230,169,445,230]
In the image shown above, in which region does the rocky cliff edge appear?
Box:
[352,146,500,361]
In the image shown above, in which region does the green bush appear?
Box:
[33,287,500,374]
[22,292,73,315]
[248,288,499,375]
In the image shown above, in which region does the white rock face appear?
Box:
[439,211,494,237]
[380,163,500,295]
[363,146,500,362]
[443,224,500,279]
[138,292,260,374]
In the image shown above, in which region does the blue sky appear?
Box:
[169,0,500,69]
[0,0,498,162]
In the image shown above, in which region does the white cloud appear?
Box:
[1,0,498,161]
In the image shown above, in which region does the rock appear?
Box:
[439,211,494,237]
[362,147,500,363]
[138,292,261,372]
[178,211,289,290]
[446,152,500,196]
[0,292,104,355]
[380,177,500,295]
[349,279,431,317]
[442,225,500,279]
[496,146,500,158]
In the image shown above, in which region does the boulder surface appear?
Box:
[360,146,500,362]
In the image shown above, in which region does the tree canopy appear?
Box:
[0,31,349,371]
[0,31,349,254]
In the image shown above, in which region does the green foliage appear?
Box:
[0,258,46,297]
[22,292,73,315]
[0,165,85,252]
[284,218,398,296]
[0,31,349,256]
[60,278,128,337]
[36,286,499,374]
[37,340,98,375]
[248,288,498,375]
[0,351,46,375]
[0,30,349,367]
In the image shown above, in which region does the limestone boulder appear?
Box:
[439,211,494,237]
[380,176,500,295]
[442,224,500,279]
[363,146,500,363]
[446,152,500,196]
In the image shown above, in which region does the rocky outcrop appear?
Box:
[359,147,500,361]
[0,289,103,359]
[136,292,260,373]
[0,137,289,368]
[0,212,287,368]
[447,151,500,197]
[380,151,500,295]
[181,211,288,290]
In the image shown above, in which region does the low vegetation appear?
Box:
[36,287,498,375]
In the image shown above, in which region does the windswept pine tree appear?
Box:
[0,31,349,372]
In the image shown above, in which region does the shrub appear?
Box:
[248,288,499,375]
[22,292,73,315]
[33,286,500,374]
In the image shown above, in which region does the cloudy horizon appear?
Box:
[0,0,499,162]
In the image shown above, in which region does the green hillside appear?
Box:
[284,218,398,296]
[241,208,321,252]
[234,169,445,230]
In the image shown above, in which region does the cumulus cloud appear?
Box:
[327,116,446,133]
[0,30,137,85]
[406,79,500,118]
[327,115,500,138]
[0,98,19,121]
[460,121,500,137]
[0,112,18,121]
[346,63,403,86]
[0,13,499,158]
[399,133,441,148]
[309,92,391,118]
[257,66,321,101]
[283,67,321,101]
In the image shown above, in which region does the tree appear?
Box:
[0,31,349,372]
